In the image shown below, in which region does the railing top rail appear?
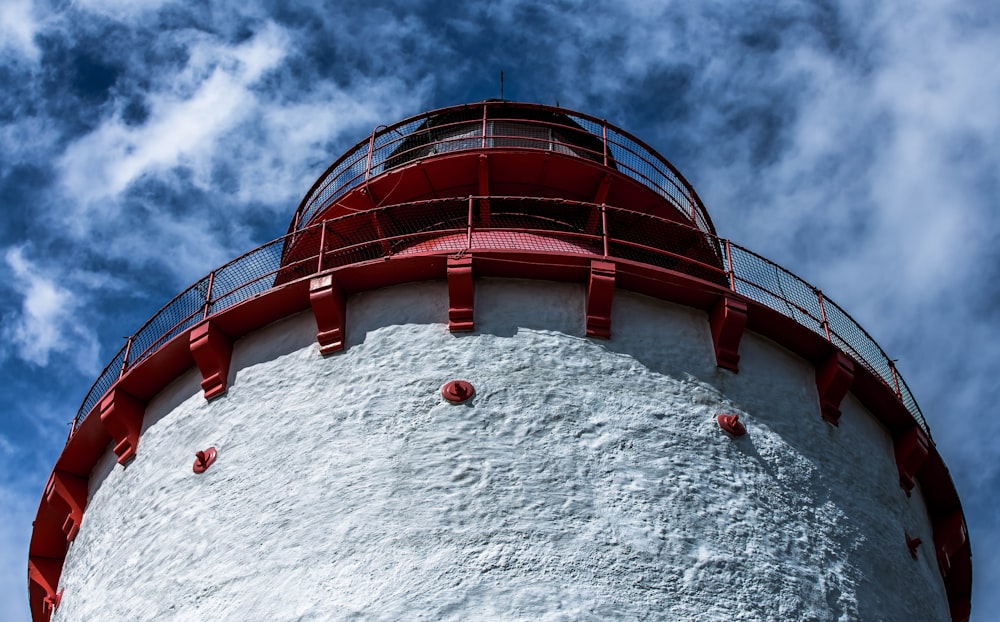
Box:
[287,101,717,238]
[72,197,929,441]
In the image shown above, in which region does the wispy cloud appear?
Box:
[0,0,40,61]
[2,246,101,374]
[58,21,291,210]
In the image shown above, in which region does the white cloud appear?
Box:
[70,0,175,22]
[58,21,291,212]
[2,246,101,373]
[0,0,41,61]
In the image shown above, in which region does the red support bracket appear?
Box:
[309,274,346,355]
[815,351,854,425]
[950,597,971,622]
[98,388,146,465]
[190,320,233,400]
[933,511,968,578]
[894,425,930,495]
[28,556,63,615]
[905,532,922,560]
[586,260,616,339]
[709,296,747,372]
[447,255,474,332]
[44,470,89,541]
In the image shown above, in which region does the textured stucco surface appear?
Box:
[54,280,949,621]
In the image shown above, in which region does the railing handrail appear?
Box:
[287,101,717,238]
[71,196,930,440]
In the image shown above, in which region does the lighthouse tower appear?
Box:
[28,101,971,621]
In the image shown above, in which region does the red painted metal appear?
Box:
[44,471,88,542]
[442,380,475,403]
[816,351,854,425]
[601,120,608,167]
[717,413,747,437]
[28,557,62,618]
[309,274,346,354]
[447,256,474,332]
[724,239,735,291]
[189,320,233,400]
[98,388,145,465]
[586,260,616,339]
[202,270,215,320]
[710,296,747,372]
[889,359,902,399]
[119,336,133,379]
[906,532,923,560]
[317,220,327,273]
[816,289,832,342]
[193,448,217,474]
[934,511,968,577]
[895,425,931,495]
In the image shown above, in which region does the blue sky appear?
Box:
[1,1,998,619]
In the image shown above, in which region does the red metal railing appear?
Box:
[71,196,929,438]
[288,101,717,238]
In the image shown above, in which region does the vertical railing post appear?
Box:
[816,289,831,342]
[467,196,474,251]
[687,181,697,224]
[481,102,489,149]
[602,120,608,167]
[725,239,736,292]
[601,205,609,258]
[119,336,134,379]
[202,271,215,320]
[888,359,903,399]
[317,220,327,274]
[364,127,377,182]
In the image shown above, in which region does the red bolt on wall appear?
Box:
[717,414,746,437]
[193,448,218,473]
[441,380,475,403]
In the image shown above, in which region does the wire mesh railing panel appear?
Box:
[382,200,469,254]
[489,198,596,232]
[73,345,127,430]
[607,130,689,208]
[824,300,892,378]
[210,238,286,312]
[301,151,367,225]
[128,278,211,367]
[605,207,728,285]
[822,297,926,429]
[727,245,826,337]
[895,376,926,431]
[475,219,601,256]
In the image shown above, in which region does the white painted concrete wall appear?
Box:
[53,280,949,621]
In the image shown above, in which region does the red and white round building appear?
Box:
[28,101,971,621]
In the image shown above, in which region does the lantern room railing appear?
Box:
[71,197,929,438]
[289,101,717,237]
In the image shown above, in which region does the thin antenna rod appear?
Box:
[500,70,504,100]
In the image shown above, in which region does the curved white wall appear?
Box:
[53,280,949,621]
